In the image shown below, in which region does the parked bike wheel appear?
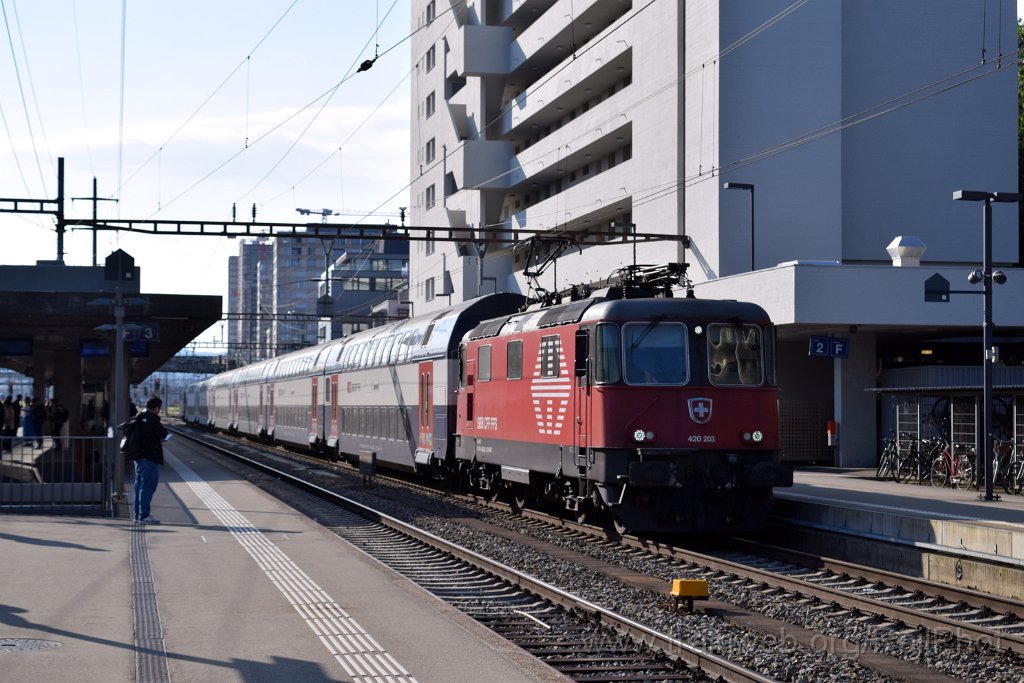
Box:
[953,459,975,490]
[877,443,898,480]
[930,457,950,488]
[897,454,920,484]
[1004,459,1024,495]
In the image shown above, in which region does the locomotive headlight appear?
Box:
[633,429,655,443]
[742,430,765,444]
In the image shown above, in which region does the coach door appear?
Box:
[329,375,339,444]
[573,329,592,467]
[258,385,265,436]
[418,361,433,451]
[310,377,319,443]
[268,384,276,437]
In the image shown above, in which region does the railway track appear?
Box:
[174,424,1024,681]
[172,426,773,682]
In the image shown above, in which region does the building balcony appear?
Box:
[497,0,557,30]
[504,96,631,188]
[509,0,631,74]
[499,40,631,137]
[507,160,634,234]
[446,138,515,191]
[447,24,513,79]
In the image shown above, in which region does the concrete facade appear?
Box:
[408,1,1020,466]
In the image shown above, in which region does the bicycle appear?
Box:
[929,439,975,490]
[876,430,901,482]
[990,436,1016,493]
[998,440,1023,495]
[897,436,939,485]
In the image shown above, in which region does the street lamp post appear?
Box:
[953,189,1018,502]
[723,182,756,271]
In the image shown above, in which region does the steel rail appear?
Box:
[171,426,775,683]
[625,536,1024,656]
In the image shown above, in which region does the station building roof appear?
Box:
[0,254,221,388]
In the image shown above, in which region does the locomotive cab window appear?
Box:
[622,321,687,385]
[478,345,492,381]
[594,323,621,384]
[708,324,764,386]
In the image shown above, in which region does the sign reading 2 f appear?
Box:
[809,336,849,359]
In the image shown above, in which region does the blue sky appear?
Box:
[1,1,411,344]
[2,1,1022,348]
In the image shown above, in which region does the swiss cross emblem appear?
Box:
[688,398,712,424]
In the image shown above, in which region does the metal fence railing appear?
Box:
[0,434,112,511]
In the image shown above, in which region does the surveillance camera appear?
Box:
[967,270,984,284]
[993,270,1007,285]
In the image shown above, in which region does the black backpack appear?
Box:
[119,416,143,460]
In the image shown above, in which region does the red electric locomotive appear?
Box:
[454,266,792,533]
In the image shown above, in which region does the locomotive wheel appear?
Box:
[574,499,593,524]
[506,487,529,514]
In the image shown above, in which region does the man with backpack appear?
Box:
[124,396,168,524]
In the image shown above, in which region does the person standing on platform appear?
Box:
[0,397,11,454]
[12,395,22,446]
[49,398,68,451]
[31,398,46,449]
[21,397,35,444]
[131,396,167,524]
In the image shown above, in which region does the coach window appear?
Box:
[708,324,764,386]
[383,333,398,364]
[594,323,621,384]
[506,340,522,380]
[478,345,492,381]
[540,335,560,378]
[623,322,687,385]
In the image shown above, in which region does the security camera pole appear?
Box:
[953,190,1018,502]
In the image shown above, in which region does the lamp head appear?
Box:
[967,270,984,284]
[992,270,1007,285]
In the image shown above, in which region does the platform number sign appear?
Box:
[122,322,160,342]
[809,335,849,359]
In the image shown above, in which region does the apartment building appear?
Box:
[408,0,1022,466]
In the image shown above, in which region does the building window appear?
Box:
[425,277,436,301]
[425,45,436,72]
[425,91,436,118]
[426,0,435,23]
[426,229,435,255]
[425,184,436,210]
[425,138,436,163]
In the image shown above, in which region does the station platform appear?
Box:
[771,467,1024,600]
[0,441,569,683]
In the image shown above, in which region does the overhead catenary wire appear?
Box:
[10,0,56,183]
[1,0,47,195]
[234,0,402,204]
[116,0,301,199]
[116,0,126,215]
[71,0,95,174]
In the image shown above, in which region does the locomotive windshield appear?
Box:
[708,323,764,385]
[622,321,688,385]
